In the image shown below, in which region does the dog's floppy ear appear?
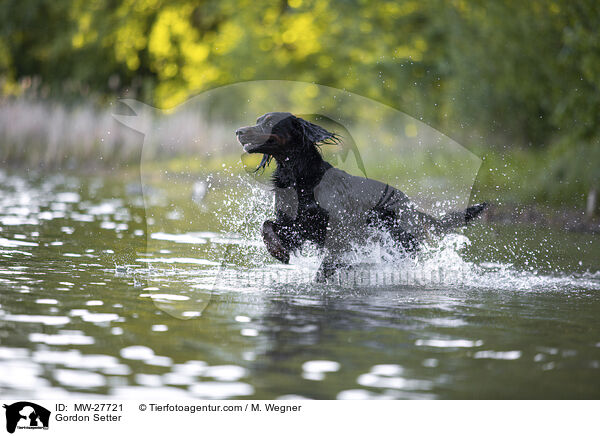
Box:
[297,117,339,146]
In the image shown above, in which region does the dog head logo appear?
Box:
[3,402,50,434]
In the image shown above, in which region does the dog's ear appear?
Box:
[297,118,338,146]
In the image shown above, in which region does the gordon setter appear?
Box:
[236,112,487,281]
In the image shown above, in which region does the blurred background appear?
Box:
[0,0,599,215]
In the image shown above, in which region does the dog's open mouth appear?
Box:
[240,141,263,153]
[241,141,261,153]
[237,133,277,153]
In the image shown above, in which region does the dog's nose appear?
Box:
[235,128,245,136]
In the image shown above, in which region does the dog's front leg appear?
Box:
[262,220,290,263]
[261,215,304,264]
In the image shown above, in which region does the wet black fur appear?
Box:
[236,113,336,257]
[236,112,487,273]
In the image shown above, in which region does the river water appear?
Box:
[0,169,599,399]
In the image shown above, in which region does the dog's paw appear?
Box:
[262,220,290,264]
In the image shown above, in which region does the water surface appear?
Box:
[0,169,599,399]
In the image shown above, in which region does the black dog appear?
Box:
[236,112,487,280]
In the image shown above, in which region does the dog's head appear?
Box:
[236,112,339,170]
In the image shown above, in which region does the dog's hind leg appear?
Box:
[389,224,419,254]
[315,250,353,283]
[368,207,420,253]
[438,202,489,230]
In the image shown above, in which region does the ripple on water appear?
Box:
[69,309,120,324]
[302,360,341,381]
[0,216,39,226]
[172,361,208,376]
[415,339,484,348]
[146,356,173,367]
[302,360,341,373]
[1,314,70,326]
[109,386,190,399]
[357,372,433,391]
[29,332,95,346]
[0,347,29,360]
[118,345,171,367]
[189,382,254,399]
[150,232,208,244]
[203,365,247,381]
[120,345,154,361]
[33,349,123,371]
[148,294,190,302]
[473,350,522,360]
[337,389,396,400]
[0,360,44,389]
[54,369,106,388]
[0,237,38,247]
[162,372,195,386]
[56,192,80,203]
[35,299,58,305]
[136,257,219,266]
[240,328,259,337]
[135,374,162,387]
[370,364,403,377]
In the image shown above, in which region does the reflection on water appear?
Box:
[0,169,599,400]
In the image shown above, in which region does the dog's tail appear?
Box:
[438,202,488,230]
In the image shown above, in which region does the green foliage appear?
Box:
[0,0,598,208]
